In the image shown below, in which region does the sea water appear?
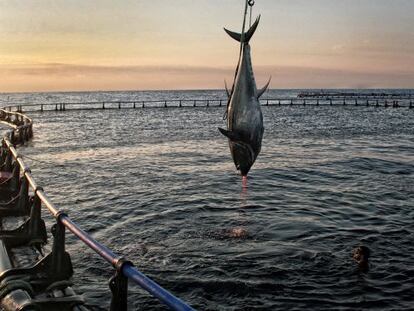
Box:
[0,89,413,310]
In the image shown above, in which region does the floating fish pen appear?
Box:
[297,91,414,99]
[0,109,194,310]
[3,96,414,113]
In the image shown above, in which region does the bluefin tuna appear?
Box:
[219,10,270,177]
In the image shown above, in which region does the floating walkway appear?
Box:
[3,95,414,113]
[297,91,414,99]
[0,109,194,310]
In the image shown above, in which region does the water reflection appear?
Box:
[16,92,414,310]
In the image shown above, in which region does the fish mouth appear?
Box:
[230,141,256,176]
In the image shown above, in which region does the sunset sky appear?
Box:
[1,0,413,92]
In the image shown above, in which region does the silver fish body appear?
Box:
[219,16,270,176]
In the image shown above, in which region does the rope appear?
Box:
[224,0,254,121]
[22,154,50,165]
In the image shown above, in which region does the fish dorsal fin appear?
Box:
[224,15,261,43]
[218,128,244,142]
[224,80,231,98]
[257,76,272,99]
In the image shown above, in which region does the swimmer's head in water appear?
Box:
[227,227,249,238]
[352,246,370,271]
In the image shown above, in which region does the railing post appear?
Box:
[4,149,12,172]
[29,124,33,138]
[9,131,15,145]
[28,194,47,245]
[18,128,24,144]
[110,259,131,311]
[0,146,6,167]
[23,127,28,142]
[51,212,73,277]
[15,176,30,213]
[51,217,65,273]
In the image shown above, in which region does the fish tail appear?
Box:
[224,15,260,43]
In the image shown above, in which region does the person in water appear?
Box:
[352,246,370,271]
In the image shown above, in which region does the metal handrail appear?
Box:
[0,109,195,310]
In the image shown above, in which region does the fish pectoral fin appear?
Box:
[224,15,261,43]
[218,128,243,142]
[257,76,272,99]
[224,79,231,98]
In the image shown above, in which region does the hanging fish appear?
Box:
[219,2,270,177]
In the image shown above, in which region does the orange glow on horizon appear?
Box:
[1,0,413,92]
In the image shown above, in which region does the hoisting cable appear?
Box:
[223,0,254,121]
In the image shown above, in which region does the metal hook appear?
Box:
[247,0,255,27]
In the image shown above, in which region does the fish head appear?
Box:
[230,140,256,176]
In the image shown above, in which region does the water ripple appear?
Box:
[9,90,414,310]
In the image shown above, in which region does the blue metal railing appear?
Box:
[60,215,195,311]
[0,108,195,310]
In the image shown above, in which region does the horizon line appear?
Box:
[1,87,414,96]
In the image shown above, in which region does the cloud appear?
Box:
[1,63,413,92]
[259,65,414,88]
[1,63,233,76]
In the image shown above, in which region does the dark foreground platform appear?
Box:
[0,109,194,310]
